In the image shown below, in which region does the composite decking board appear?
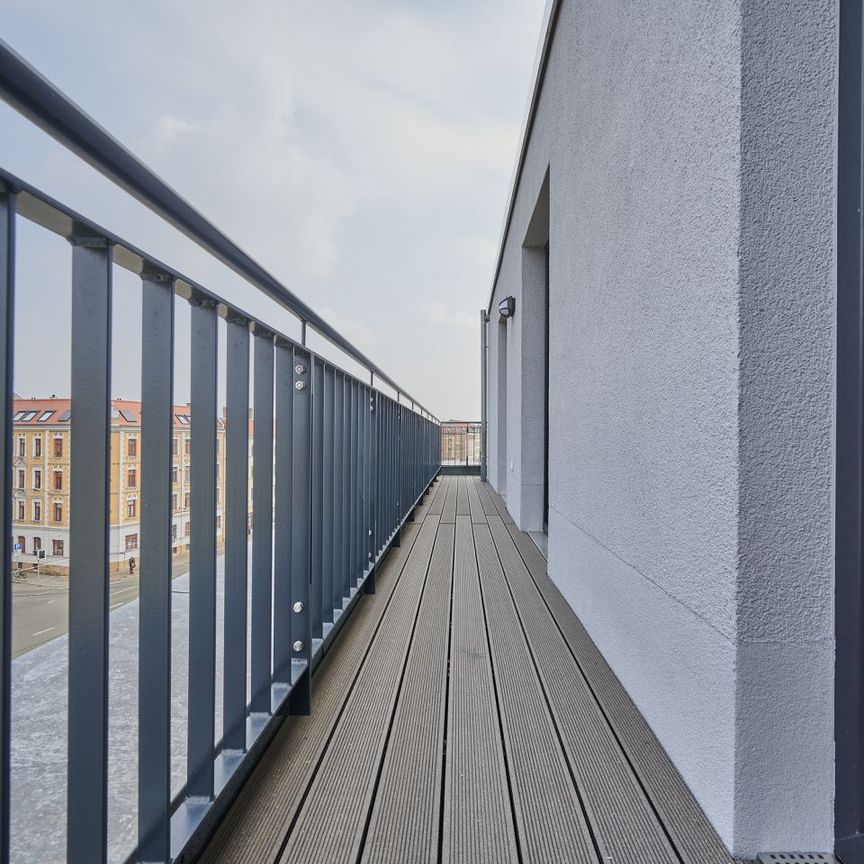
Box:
[203,481,738,864]
[484,511,679,864]
[455,476,470,516]
[427,475,448,516]
[199,495,434,864]
[466,476,486,523]
[440,476,457,524]
[504,521,734,864]
[360,523,455,864]
[473,522,598,864]
[474,475,501,517]
[443,515,518,864]
[485,485,515,525]
[278,515,441,864]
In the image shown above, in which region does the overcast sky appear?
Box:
[1,0,545,420]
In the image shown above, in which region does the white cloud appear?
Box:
[1,0,545,419]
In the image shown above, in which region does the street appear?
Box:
[11,572,142,657]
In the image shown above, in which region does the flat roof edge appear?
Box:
[486,0,561,314]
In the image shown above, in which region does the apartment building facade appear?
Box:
[483,0,847,858]
[11,398,226,572]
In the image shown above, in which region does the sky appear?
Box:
[1,0,546,420]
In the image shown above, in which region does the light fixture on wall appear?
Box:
[498,296,516,320]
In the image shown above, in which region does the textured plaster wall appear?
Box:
[485,0,837,855]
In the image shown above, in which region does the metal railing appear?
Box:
[440,421,482,467]
[0,40,440,864]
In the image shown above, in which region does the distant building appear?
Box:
[440,421,480,466]
[10,397,227,573]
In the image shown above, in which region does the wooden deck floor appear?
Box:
[198,475,735,864]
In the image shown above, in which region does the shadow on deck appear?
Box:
[198,475,734,864]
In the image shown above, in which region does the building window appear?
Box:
[17,437,24,458]
[34,437,41,458]
[127,498,137,518]
[127,437,137,458]
[53,436,63,457]
[17,469,24,490]
[125,534,138,551]
[184,465,190,483]
[16,501,24,521]
[33,501,41,522]
[53,502,62,522]
[33,536,41,552]
[33,469,41,490]
[216,514,222,531]
[173,437,179,456]
[16,536,25,553]
[53,470,63,491]
[185,437,191,456]
[127,468,137,488]
[184,492,190,509]
[52,539,64,556]
[184,522,191,537]
[172,493,178,512]
[172,465,178,484]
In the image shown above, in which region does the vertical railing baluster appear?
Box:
[0,187,15,864]
[322,365,335,622]
[137,268,175,864]
[273,341,294,685]
[333,372,345,607]
[348,380,357,588]
[223,316,249,752]
[310,357,324,639]
[187,298,218,799]
[309,357,324,639]
[289,351,311,715]
[67,232,112,864]
[250,330,274,714]
[341,377,351,598]
[370,390,379,566]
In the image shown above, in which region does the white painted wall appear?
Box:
[486,0,837,856]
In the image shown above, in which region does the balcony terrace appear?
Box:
[198,475,732,864]
[0,35,744,864]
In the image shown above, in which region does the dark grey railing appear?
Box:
[0,40,440,864]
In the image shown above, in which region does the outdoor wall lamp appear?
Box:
[498,296,516,320]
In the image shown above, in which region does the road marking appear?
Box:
[46,600,55,605]
[32,627,55,637]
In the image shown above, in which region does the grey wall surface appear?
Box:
[486,0,837,856]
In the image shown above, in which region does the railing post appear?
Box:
[0,187,14,864]
[67,231,112,864]
[364,388,377,595]
[288,351,312,716]
[273,341,294,686]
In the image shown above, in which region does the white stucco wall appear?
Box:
[486,0,837,856]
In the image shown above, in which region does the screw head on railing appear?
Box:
[368,529,373,537]
[294,364,306,374]
[292,640,304,653]
[295,380,306,391]
[293,601,304,613]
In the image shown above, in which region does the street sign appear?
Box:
[13,543,21,553]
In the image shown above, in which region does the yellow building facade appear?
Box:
[11,398,227,574]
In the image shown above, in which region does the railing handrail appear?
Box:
[0,38,437,421]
